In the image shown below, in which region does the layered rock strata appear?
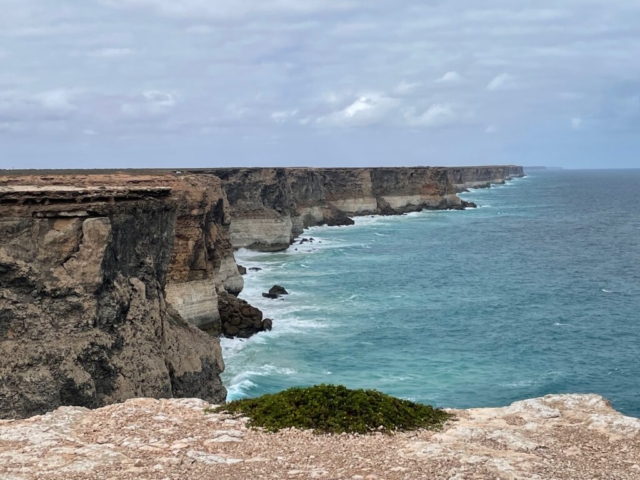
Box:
[0,181,227,419]
[203,166,524,251]
[1,394,638,479]
[0,165,523,419]
[446,165,525,192]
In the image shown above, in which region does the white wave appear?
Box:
[553,322,569,326]
[602,289,613,293]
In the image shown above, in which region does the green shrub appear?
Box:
[208,384,453,434]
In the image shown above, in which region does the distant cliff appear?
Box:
[199,166,524,251]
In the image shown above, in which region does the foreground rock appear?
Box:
[0,394,638,479]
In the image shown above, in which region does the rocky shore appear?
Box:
[1,166,522,420]
[1,394,638,479]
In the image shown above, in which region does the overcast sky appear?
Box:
[1,0,639,169]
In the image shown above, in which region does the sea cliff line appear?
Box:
[0,165,523,419]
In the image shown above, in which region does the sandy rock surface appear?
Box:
[1,394,639,479]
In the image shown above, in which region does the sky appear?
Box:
[1,0,639,169]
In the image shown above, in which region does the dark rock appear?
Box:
[262,319,273,331]
[262,293,279,299]
[218,291,270,338]
[269,285,289,296]
[237,264,247,275]
[299,238,309,244]
[248,267,262,272]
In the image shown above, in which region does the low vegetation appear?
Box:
[209,384,453,434]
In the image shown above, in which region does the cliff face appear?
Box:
[0,165,523,419]
[0,180,228,419]
[446,165,525,192]
[203,166,523,251]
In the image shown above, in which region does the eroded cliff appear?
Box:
[203,165,524,251]
[0,165,523,419]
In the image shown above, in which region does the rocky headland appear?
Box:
[0,165,522,420]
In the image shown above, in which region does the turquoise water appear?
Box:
[221,170,640,416]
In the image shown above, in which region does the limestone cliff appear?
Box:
[201,165,524,251]
[446,165,525,192]
[0,180,228,420]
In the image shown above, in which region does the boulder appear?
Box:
[217,291,271,338]
[249,267,262,272]
[237,265,247,275]
[269,285,289,296]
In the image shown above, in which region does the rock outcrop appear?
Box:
[1,394,638,480]
[0,179,227,420]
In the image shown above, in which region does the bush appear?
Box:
[209,384,453,434]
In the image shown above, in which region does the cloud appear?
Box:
[395,81,421,94]
[487,73,514,91]
[88,48,134,58]
[104,0,357,19]
[271,109,298,123]
[405,104,457,128]
[571,117,582,130]
[185,25,212,34]
[35,90,77,112]
[436,71,463,84]
[485,125,499,134]
[121,90,177,117]
[317,94,398,127]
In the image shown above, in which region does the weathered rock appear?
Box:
[0,182,226,420]
[0,394,638,480]
[217,291,270,339]
[197,166,524,251]
[269,285,289,296]
[248,267,262,272]
[237,265,247,275]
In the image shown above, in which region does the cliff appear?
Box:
[201,165,524,251]
[0,173,267,420]
[1,393,638,479]
[445,165,525,192]
[0,165,523,419]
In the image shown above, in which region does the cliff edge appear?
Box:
[1,393,637,479]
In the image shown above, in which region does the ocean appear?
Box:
[221,169,640,416]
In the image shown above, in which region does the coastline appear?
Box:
[222,175,528,402]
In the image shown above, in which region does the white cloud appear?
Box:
[83,129,97,135]
[436,71,463,84]
[105,0,356,19]
[571,117,582,130]
[89,48,134,58]
[35,90,77,112]
[487,73,514,91]
[185,25,212,34]
[121,90,177,116]
[271,109,298,123]
[395,80,421,94]
[317,94,398,127]
[405,104,457,128]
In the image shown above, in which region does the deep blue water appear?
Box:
[222,170,640,416]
